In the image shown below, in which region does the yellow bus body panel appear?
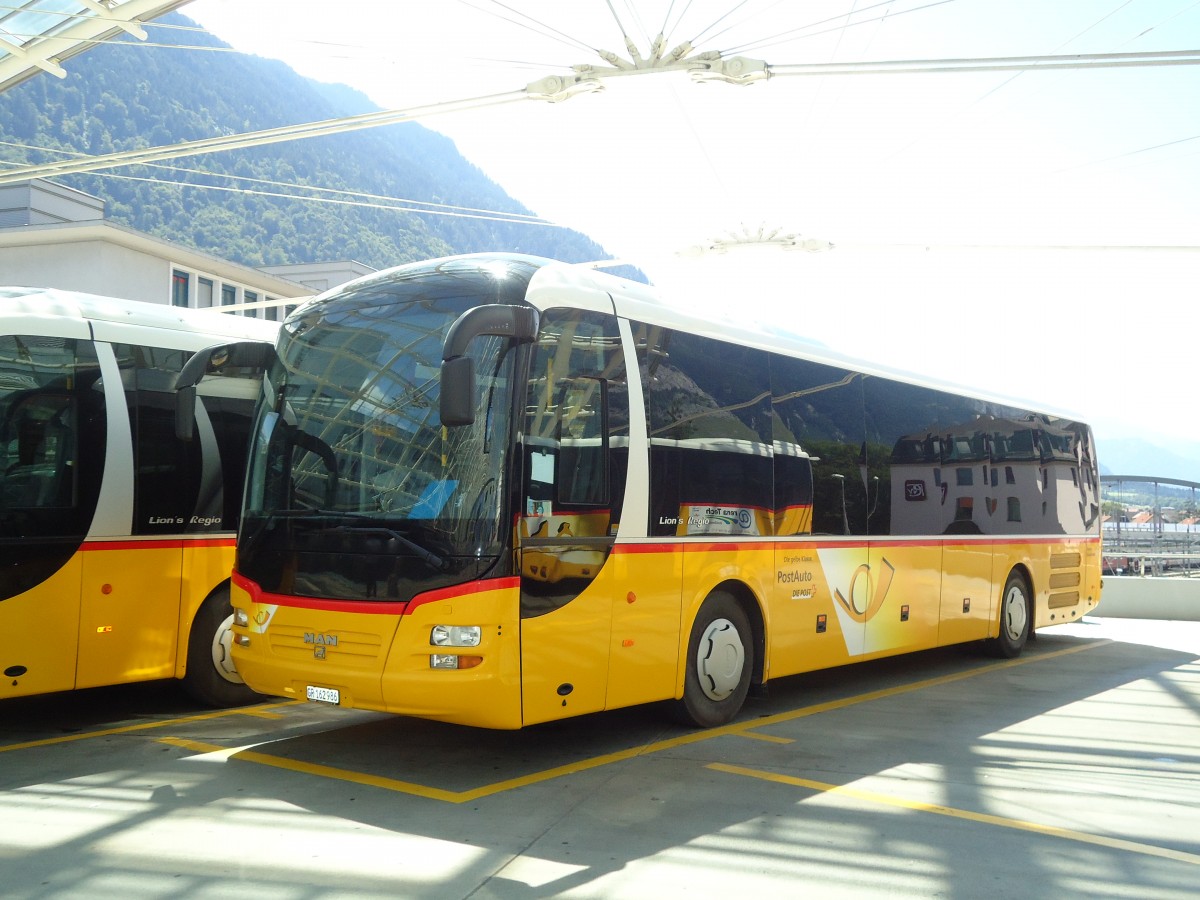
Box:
[936,539,994,646]
[386,583,522,729]
[0,556,82,699]
[2,539,237,698]
[520,569,613,726]
[229,534,1100,729]
[231,578,524,729]
[230,582,401,712]
[77,544,182,689]
[603,546,685,712]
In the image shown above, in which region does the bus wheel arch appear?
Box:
[672,583,762,728]
[182,582,259,707]
[983,567,1033,659]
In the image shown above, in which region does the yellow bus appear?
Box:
[228,254,1102,728]
[0,287,277,705]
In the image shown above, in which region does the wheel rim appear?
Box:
[210,613,246,685]
[696,617,745,701]
[1001,583,1028,642]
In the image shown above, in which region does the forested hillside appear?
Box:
[0,13,612,271]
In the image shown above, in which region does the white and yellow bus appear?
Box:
[228,254,1102,728]
[0,287,277,705]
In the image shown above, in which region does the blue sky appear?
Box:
[186,1,1200,469]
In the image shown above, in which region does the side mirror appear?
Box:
[174,340,276,440]
[439,356,476,428]
[439,305,538,427]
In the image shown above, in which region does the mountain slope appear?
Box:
[0,13,611,271]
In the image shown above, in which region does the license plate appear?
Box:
[306,685,340,705]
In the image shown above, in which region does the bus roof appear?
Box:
[296,253,1088,425]
[527,258,1089,425]
[0,286,279,345]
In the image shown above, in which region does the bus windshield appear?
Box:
[239,269,525,603]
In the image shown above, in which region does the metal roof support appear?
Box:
[0,0,189,93]
[0,33,67,79]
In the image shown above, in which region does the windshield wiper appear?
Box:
[239,508,338,554]
[323,522,449,572]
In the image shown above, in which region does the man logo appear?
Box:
[905,480,927,501]
[305,632,335,660]
[303,632,338,659]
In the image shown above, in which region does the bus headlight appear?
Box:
[430,625,481,647]
[233,608,249,627]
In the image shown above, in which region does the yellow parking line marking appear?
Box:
[232,707,290,720]
[735,641,1102,735]
[737,731,795,744]
[0,701,302,753]
[708,762,1200,867]
[161,737,466,802]
[157,641,1106,802]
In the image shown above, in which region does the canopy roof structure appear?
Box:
[0,0,190,93]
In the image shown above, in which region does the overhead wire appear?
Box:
[94,170,571,226]
[1121,0,1200,44]
[0,86,540,185]
[679,0,758,49]
[698,0,821,50]
[659,0,687,38]
[453,0,596,56]
[0,4,587,235]
[701,0,800,49]
[602,0,639,52]
[6,1,1200,250]
[0,138,560,226]
[612,0,652,48]
[792,0,873,183]
[724,0,958,56]
[875,0,1198,175]
[1054,133,1200,174]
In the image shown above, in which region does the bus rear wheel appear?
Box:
[182,586,259,707]
[984,571,1031,659]
[673,592,753,728]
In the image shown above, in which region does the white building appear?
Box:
[0,179,374,317]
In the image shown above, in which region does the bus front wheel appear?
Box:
[983,571,1031,659]
[182,586,260,707]
[673,592,753,728]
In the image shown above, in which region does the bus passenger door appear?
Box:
[518,308,627,725]
[77,348,185,687]
[0,332,100,699]
[518,440,614,724]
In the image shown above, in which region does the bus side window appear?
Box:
[1,394,76,509]
[554,377,609,507]
[112,343,203,535]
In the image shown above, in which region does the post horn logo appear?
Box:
[832,558,895,624]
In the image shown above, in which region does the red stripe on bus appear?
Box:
[613,539,872,554]
[81,536,236,552]
[405,577,521,613]
[231,572,520,616]
[231,572,409,615]
[612,536,1094,555]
